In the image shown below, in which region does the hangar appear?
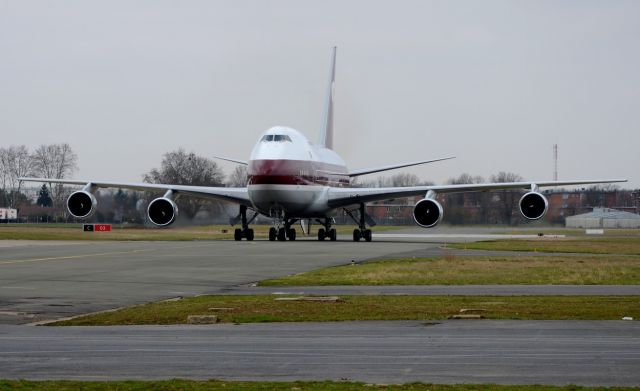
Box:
[565,207,640,229]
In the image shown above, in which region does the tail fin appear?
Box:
[318,46,336,149]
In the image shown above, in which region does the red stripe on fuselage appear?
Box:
[248,159,349,187]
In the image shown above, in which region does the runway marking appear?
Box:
[373,234,566,239]
[0,243,218,266]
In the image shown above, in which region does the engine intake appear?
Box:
[413,198,444,228]
[147,197,178,226]
[67,191,97,218]
[519,191,548,220]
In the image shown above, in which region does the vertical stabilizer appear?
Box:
[318,46,336,149]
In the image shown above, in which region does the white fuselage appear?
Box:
[247,126,348,218]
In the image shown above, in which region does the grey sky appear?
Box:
[1,0,638,188]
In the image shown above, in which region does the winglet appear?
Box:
[318,46,336,149]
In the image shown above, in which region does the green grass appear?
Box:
[0,224,402,241]
[1,380,637,391]
[450,237,640,255]
[50,295,639,325]
[260,256,640,286]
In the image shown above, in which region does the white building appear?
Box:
[0,208,18,222]
[565,208,640,229]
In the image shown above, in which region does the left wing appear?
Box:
[346,156,455,177]
[18,177,251,206]
[328,178,627,208]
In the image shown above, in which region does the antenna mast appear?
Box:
[553,144,558,181]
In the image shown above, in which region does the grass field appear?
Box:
[260,255,640,286]
[50,295,639,325]
[2,380,636,391]
[0,224,401,241]
[450,237,640,255]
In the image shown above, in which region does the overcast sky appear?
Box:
[1,0,638,188]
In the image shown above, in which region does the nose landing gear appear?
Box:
[269,217,298,241]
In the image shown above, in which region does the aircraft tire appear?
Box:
[363,229,372,242]
[268,227,277,241]
[329,228,337,241]
[352,229,361,242]
[318,228,325,241]
[277,228,287,241]
[246,229,254,241]
[234,228,242,241]
[288,228,296,241]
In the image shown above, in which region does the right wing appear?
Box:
[18,177,251,206]
[328,178,627,208]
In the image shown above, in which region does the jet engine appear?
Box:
[412,198,444,228]
[519,191,548,220]
[67,191,97,218]
[147,197,179,226]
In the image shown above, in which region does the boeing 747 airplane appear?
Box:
[20,48,626,242]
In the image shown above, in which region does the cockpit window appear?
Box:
[261,134,292,142]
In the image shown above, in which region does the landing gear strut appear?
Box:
[233,205,257,241]
[269,217,298,242]
[345,203,372,242]
[315,218,337,241]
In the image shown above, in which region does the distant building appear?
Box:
[0,207,18,222]
[565,208,640,229]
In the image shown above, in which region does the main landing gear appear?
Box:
[345,203,373,242]
[268,218,298,241]
[233,205,257,241]
[315,218,337,241]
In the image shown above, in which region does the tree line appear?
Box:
[0,144,78,208]
[2,145,636,225]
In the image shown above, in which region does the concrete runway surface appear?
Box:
[1,230,639,385]
[0,232,582,325]
[1,320,639,386]
[1,238,449,324]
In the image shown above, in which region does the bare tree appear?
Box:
[0,148,9,206]
[444,173,485,224]
[375,173,427,188]
[226,165,248,187]
[0,145,34,207]
[490,171,523,225]
[144,149,225,219]
[31,143,78,206]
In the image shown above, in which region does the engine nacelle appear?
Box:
[147,197,178,226]
[412,198,444,228]
[67,191,97,218]
[519,191,548,220]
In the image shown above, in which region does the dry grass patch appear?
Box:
[451,237,640,255]
[261,256,640,286]
[0,224,401,241]
[50,295,640,325]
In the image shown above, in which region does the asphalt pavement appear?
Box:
[1,320,638,386]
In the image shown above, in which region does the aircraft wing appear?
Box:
[18,177,251,206]
[347,156,455,177]
[327,178,627,208]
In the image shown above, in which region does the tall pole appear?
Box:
[553,144,558,181]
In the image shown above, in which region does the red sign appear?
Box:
[93,224,112,232]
